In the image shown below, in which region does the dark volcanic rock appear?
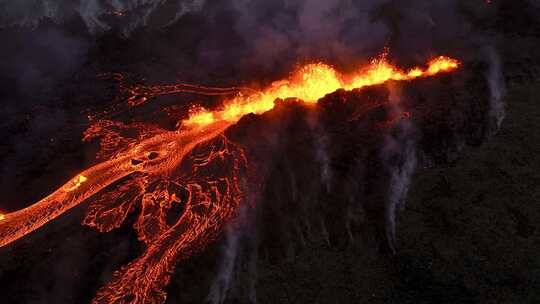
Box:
[221,66,493,262]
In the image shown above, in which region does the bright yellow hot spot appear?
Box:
[65,175,88,192]
[0,214,5,221]
[183,54,460,128]
[427,56,460,75]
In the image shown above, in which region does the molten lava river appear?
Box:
[0,53,459,303]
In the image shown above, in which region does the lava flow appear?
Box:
[0,53,459,304]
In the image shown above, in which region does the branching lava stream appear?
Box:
[0,53,459,304]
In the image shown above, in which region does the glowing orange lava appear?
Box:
[184,55,459,127]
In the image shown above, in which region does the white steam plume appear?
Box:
[208,203,258,304]
[484,46,506,135]
[381,85,417,253]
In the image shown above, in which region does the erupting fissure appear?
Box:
[0,52,460,304]
[184,55,459,127]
